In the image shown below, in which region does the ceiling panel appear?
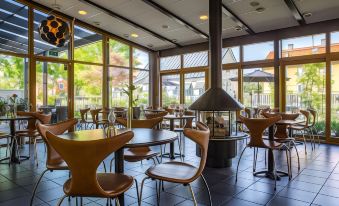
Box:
[294,0,339,24]
[223,0,298,33]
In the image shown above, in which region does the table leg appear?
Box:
[169,119,174,131]
[115,148,125,205]
[9,120,20,163]
[170,142,175,159]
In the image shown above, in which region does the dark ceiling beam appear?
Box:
[221,4,255,35]
[79,0,181,47]
[141,0,208,39]
[283,0,306,25]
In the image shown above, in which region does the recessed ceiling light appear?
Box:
[147,44,153,48]
[256,7,265,13]
[93,21,100,26]
[303,12,312,18]
[250,1,260,7]
[234,26,243,31]
[162,25,169,29]
[78,10,87,15]
[131,33,139,38]
[199,15,208,20]
[51,4,61,10]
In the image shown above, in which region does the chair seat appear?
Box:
[290,125,306,130]
[46,161,68,170]
[63,173,134,197]
[146,161,198,184]
[124,147,159,162]
[15,129,40,137]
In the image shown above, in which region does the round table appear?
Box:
[144,108,165,113]
[0,115,33,163]
[58,128,177,206]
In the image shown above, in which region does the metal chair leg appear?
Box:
[272,151,277,190]
[33,138,38,166]
[57,195,67,206]
[285,149,291,180]
[201,175,212,206]
[115,198,121,206]
[302,132,307,155]
[187,184,198,206]
[109,157,115,172]
[30,169,49,206]
[253,147,258,172]
[102,161,107,172]
[134,179,140,204]
[236,146,248,182]
[139,177,150,206]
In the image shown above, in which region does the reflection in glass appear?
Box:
[222,47,240,64]
[183,51,208,68]
[133,69,149,106]
[74,26,102,63]
[281,34,326,57]
[133,48,149,70]
[160,55,181,70]
[222,69,238,100]
[331,61,339,137]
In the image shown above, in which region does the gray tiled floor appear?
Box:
[1,126,339,205]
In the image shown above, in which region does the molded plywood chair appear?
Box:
[139,122,211,206]
[30,118,77,206]
[79,108,92,130]
[110,117,164,171]
[290,110,314,154]
[46,130,135,206]
[308,108,319,145]
[236,115,292,190]
[90,108,109,129]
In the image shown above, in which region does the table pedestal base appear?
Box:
[254,170,289,180]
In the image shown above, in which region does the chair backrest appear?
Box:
[46,130,133,197]
[308,108,317,127]
[164,108,174,115]
[271,108,280,113]
[116,117,163,129]
[145,111,168,119]
[17,111,37,130]
[281,113,299,120]
[90,109,101,123]
[239,115,281,148]
[244,108,252,118]
[183,122,210,182]
[80,108,90,122]
[300,109,310,127]
[34,113,52,124]
[36,118,78,167]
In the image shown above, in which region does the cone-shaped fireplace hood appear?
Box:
[189,0,243,111]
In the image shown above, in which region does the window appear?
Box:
[74,64,102,115]
[0,0,28,54]
[109,39,129,67]
[331,31,339,53]
[74,26,102,63]
[243,41,274,61]
[133,69,149,106]
[160,55,181,70]
[242,68,275,108]
[331,61,339,137]
[34,9,69,58]
[222,69,238,100]
[222,46,240,64]
[0,55,27,99]
[184,72,205,106]
[133,48,149,70]
[281,34,326,57]
[183,51,208,68]
[286,63,326,134]
[161,74,180,106]
[109,67,129,107]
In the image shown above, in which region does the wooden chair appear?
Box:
[139,122,211,206]
[0,131,10,164]
[111,117,164,171]
[79,108,92,130]
[290,110,314,154]
[236,115,292,190]
[30,118,77,206]
[45,130,136,206]
[16,111,51,165]
[90,108,109,129]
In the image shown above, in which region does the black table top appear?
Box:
[164,115,196,120]
[58,128,178,148]
[209,132,248,141]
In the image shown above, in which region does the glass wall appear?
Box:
[222,69,238,100]
[242,67,275,108]
[160,55,181,71]
[109,67,129,107]
[133,48,150,106]
[222,47,240,64]
[74,64,102,115]
[281,34,326,58]
[109,39,129,67]
[286,63,326,135]
[331,61,339,138]
[184,72,205,105]
[0,55,27,99]
[183,51,208,68]
[243,41,274,61]
[74,26,102,63]
[161,74,180,107]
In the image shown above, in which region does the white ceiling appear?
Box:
[33,0,339,51]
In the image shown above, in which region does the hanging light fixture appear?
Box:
[38,15,70,47]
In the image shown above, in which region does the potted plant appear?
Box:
[123,84,141,119]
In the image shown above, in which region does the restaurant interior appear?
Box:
[1,0,339,205]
